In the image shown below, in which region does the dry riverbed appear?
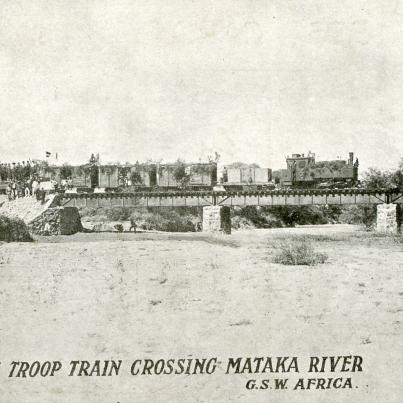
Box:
[0,225,402,402]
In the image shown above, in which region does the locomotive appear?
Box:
[25,151,359,193]
[272,151,359,189]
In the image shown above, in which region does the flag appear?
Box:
[46,151,51,158]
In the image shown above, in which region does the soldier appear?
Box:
[40,187,46,203]
[6,183,12,201]
[89,153,96,164]
[43,222,51,236]
[24,183,30,197]
[32,178,39,197]
[129,217,137,233]
[11,181,16,198]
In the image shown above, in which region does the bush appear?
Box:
[232,206,331,229]
[270,206,330,226]
[114,223,124,232]
[273,238,328,266]
[105,207,131,221]
[0,215,33,242]
[338,205,377,228]
[79,206,202,232]
[79,207,100,218]
[173,160,190,187]
[130,171,143,185]
[146,209,196,232]
[127,208,198,232]
[60,164,73,179]
[231,215,254,230]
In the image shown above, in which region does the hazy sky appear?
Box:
[1,0,403,171]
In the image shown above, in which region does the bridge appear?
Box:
[60,188,403,208]
[58,187,402,235]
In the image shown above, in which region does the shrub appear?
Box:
[338,205,377,228]
[231,205,338,229]
[105,207,131,221]
[231,215,254,230]
[79,207,100,218]
[127,208,198,232]
[273,238,328,266]
[60,164,73,179]
[114,223,124,232]
[0,215,33,242]
[173,160,190,187]
[130,171,143,185]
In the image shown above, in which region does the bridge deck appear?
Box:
[60,188,403,208]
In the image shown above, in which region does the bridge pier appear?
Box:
[202,206,231,234]
[376,204,401,234]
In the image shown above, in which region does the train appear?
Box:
[51,152,359,192]
[0,152,359,194]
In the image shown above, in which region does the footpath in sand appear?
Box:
[0,225,402,402]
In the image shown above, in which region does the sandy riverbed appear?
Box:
[0,225,402,402]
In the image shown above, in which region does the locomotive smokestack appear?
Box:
[349,152,354,165]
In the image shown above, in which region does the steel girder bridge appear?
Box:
[60,188,403,208]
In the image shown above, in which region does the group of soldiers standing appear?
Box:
[1,161,50,202]
[5,177,48,202]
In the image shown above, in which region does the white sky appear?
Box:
[1,0,403,171]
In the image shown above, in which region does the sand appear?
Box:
[0,225,402,402]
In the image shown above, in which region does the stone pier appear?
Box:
[376,204,401,234]
[202,206,231,234]
[29,207,83,235]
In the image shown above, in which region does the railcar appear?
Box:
[222,167,275,191]
[156,162,217,191]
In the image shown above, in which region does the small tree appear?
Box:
[60,164,73,179]
[362,168,393,189]
[391,158,403,190]
[118,166,131,185]
[130,171,143,185]
[173,160,190,187]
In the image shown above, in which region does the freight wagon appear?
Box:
[156,162,217,190]
[98,165,119,189]
[223,167,274,190]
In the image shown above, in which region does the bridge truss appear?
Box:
[60,188,403,208]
